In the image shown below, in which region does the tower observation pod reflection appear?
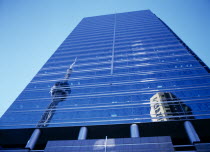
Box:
[37,58,77,127]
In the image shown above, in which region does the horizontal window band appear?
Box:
[31,66,205,84]
[15,84,210,101]
[1,113,210,127]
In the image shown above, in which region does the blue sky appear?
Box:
[0,0,209,117]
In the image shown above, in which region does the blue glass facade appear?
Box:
[0,10,210,129]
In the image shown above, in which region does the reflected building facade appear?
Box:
[0,10,210,152]
[150,92,194,122]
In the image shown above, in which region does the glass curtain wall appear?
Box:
[1,10,210,129]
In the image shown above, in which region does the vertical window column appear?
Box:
[111,14,116,75]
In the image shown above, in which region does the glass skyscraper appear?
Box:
[0,10,210,152]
